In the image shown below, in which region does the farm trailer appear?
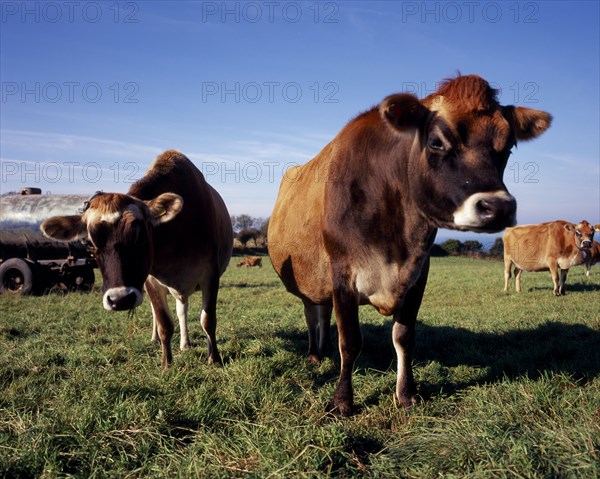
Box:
[0,191,97,294]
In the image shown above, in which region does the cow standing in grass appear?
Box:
[41,150,233,368]
[268,75,552,415]
[503,220,599,295]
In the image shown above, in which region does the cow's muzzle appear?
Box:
[580,240,592,249]
[453,191,517,232]
[103,286,143,311]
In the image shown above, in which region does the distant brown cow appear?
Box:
[268,74,552,415]
[503,220,598,296]
[237,256,262,268]
[583,240,600,276]
[41,150,233,368]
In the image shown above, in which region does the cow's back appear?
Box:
[268,147,333,303]
[129,150,232,290]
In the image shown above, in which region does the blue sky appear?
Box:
[1,1,599,244]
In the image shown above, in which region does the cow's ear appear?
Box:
[380,94,430,132]
[503,106,552,141]
[595,224,600,232]
[146,193,183,224]
[564,223,575,232]
[41,215,87,242]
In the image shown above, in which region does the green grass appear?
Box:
[1,257,599,478]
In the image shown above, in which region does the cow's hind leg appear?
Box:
[393,257,429,409]
[151,314,159,342]
[548,259,561,296]
[559,268,569,295]
[145,277,174,369]
[303,301,333,364]
[514,267,523,293]
[175,298,191,350]
[303,300,321,364]
[200,272,222,365]
[503,256,512,292]
[317,304,333,359]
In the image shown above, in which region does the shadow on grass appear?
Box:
[526,282,600,293]
[220,281,281,289]
[275,320,600,397]
[413,321,600,387]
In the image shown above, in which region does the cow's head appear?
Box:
[565,220,596,250]
[41,192,183,311]
[380,74,552,232]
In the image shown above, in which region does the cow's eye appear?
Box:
[428,137,445,151]
[575,231,582,237]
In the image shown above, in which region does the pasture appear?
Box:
[1,256,599,478]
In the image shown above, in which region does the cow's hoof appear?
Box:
[180,342,191,351]
[207,354,222,366]
[394,393,417,409]
[328,401,354,417]
[332,394,354,417]
[307,354,321,365]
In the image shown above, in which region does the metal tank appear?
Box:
[0,191,97,294]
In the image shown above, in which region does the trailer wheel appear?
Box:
[0,258,34,295]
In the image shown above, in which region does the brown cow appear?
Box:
[237,256,262,268]
[268,74,552,415]
[41,150,233,368]
[503,220,598,295]
[583,240,600,276]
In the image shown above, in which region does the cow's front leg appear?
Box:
[393,257,429,408]
[317,304,333,358]
[145,277,174,369]
[332,279,361,416]
[201,272,222,365]
[392,320,416,408]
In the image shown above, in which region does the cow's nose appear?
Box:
[581,240,592,248]
[106,292,137,310]
[453,190,516,232]
[103,287,142,311]
[475,196,516,224]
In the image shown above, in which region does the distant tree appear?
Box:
[462,240,483,253]
[259,217,269,237]
[489,237,504,257]
[233,214,255,232]
[430,243,449,257]
[441,239,463,255]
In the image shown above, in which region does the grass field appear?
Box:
[1,256,599,478]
